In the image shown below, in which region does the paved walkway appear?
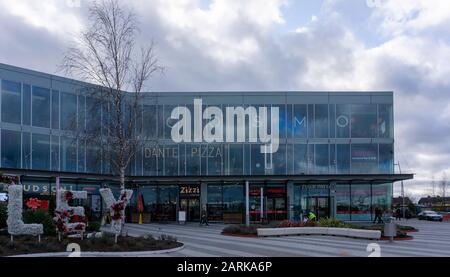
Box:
[124,219,450,257]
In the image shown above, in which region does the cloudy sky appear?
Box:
[0,0,449,200]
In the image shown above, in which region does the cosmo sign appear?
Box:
[170,99,279,154]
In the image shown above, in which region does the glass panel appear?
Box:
[86,97,101,134]
[186,144,200,176]
[314,104,328,138]
[286,144,293,175]
[143,105,157,138]
[61,137,77,172]
[179,144,186,176]
[315,144,329,174]
[335,184,351,221]
[372,183,392,219]
[307,104,314,138]
[351,184,371,221]
[51,135,59,171]
[351,104,377,138]
[223,183,244,223]
[307,144,314,174]
[293,104,307,138]
[157,185,178,221]
[207,145,223,175]
[378,104,393,138]
[351,144,378,173]
[228,144,243,175]
[276,104,287,139]
[23,84,31,125]
[294,144,307,174]
[86,140,101,173]
[1,80,21,124]
[379,143,393,174]
[251,144,265,175]
[141,186,157,214]
[157,105,164,139]
[1,129,21,168]
[336,144,350,173]
[51,90,59,129]
[60,92,77,131]
[143,142,158,176]
[78,95,85,132]
[329,104,335,138]
[272,144,286,175]
[207,184,223,221]
[22,132,31,169]
[164,105,177,139]
[286,104,293,138]
[329,144,336,174]
[336,104,350,138]
[32,86,50,128]
[32,133,50,170]
[164,145,178,176]
[78,139,85,172]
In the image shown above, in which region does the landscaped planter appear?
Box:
[256,227,381,240]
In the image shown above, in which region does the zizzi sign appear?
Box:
[170,99,279,154]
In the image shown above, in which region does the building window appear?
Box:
[379,143,393,174]
[378,104,393,138]
[336,104,350,138]
[336,144,350,173]
[1,80,21,124]
[223,183,244,223]
[86,140,101,173]
[293,104,307,138]
[186,144,200,176]
[143,105,157,138]
[1,129,21,168]
[32,86,51,128]
[294,144,307,174]
[61,137,77,172]
[143,142,159,176]
[272,144,286,175]
[351,144,378,173]
[207,184,223,221]
[86,96,100,134]
[51,135,59,171]
[315,144,329,174]
[164,145,179,176]
[251,144,265,175]
[335,184,351,221]
[60,92,77,131]
[228,144,243,175]
[372,183,392,218]
[351,184,371,221]
[314,104,328,138]
[32,133,50,170]
[23,84,31,125]
[207,145,223,175]
[22,132,31,169]
[351,104,377,138]
[51,90,60,129]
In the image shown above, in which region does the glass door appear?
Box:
[306,197,330,220]
[179,198,200,221]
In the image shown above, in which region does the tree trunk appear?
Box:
[120,167,125,190]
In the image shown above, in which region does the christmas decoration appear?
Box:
[7,185,43,241]
[99,188,133,238]
[53,189,87,238]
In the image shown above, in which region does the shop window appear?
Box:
[207,185,223,221]
[351,184,371,221]
[228,144,243,175]
[32,133,50,170]
[335,184,351,221]
[314,104,328,138]
[351,144,378,173]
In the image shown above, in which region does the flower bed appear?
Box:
[0,232,182,256]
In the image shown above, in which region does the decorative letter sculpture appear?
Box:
[99,188,133,237]
[7,185,44,240]
[53,189,87,237]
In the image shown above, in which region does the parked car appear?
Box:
[418,211,443,221]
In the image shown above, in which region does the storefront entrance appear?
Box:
[306,197,330,220]
[179,198,200,222]
[179,184,201,222]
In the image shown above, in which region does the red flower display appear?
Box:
[26,198,41,210]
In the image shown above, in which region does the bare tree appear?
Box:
[61,0,162,189]
[441,172,447,208]
[431,175,436,197]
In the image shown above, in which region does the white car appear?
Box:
[418,211,443,222]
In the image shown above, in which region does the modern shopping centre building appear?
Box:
[0,63,413,223]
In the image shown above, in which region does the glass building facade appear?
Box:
[0,63,411,223]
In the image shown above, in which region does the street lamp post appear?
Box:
[395,162,405,219]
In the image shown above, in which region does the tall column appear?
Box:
[245,181,250,226]
[200,183,208,209]
[330,182,336,219]
[286,181,294,220]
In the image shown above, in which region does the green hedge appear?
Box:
[23,209,56,236]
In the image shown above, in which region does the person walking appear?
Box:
[395,208,402,221]
[373,207,384,224]
[199,206,209,226]
[308,210,317,222]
